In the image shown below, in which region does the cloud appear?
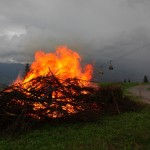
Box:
[0,0,150,74]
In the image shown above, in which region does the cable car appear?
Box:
[109,60,113,70]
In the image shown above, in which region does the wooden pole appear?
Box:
[139,82,142,98]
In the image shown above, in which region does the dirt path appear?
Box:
[128,84,150,104]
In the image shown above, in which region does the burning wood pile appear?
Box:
[0,46,99,131]
[0,73,96,129]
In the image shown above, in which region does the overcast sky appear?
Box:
[0,0,150,76]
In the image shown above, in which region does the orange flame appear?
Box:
[14,46,93,118]
[15,46,93,86]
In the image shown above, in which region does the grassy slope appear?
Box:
[0,107,150,150]
[0,82,150,150]
[122,82,139,89]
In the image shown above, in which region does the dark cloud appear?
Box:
[0,0,150,78]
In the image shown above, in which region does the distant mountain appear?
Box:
[0,61,149,85]
[0,63,24,85]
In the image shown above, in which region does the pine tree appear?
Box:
[24,63,30,78]
[143,75,149,83]
[123,79,126,83]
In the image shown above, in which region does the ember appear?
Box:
[0,46,97,129]
[16,46,93,116]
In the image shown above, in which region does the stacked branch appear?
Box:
[0,72,98,131]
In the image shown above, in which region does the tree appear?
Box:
[123,79,126,83]
[24,63,30,78]
[143,75,149,83]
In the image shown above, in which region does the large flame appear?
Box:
[15,46,93,86]
[13,46,93,118]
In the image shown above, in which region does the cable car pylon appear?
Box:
[99,65,104,75]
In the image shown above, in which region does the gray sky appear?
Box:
[0,0,150,76]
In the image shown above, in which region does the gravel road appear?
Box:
[128,84,150,104]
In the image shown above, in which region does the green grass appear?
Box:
[100,82,139,90]
[0,107,150,150]
[100,82,139,97]
[121,82,139,96]
[0,82,150,150]
[147,87,150,91]
[122,82,139,90]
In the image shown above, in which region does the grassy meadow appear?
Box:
[0,82,150,150]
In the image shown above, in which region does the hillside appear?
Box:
[0,63,24,85]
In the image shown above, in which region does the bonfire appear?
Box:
[0,46,100,131]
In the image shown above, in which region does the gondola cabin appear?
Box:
[109,61,113,70]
